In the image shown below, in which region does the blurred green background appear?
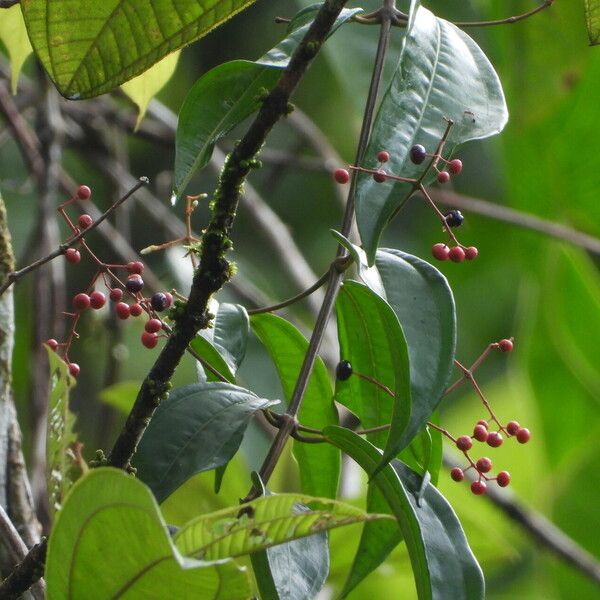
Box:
[1,0,599,598]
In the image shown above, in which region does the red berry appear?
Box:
[333,169,350,184]
[129,303,143,317]
[68,362,80,377]
[109,288,123,302]
[73,293,90,311]
[516,428,531,444]
[145,318,162,333]
[498,339,513,352]
[487,431,504,448]
[141,331,158,349]
[65,248,81,264]
[473,424,489,443]
[377,150,390,163]
[456,435,473,451]
[164,292,173,308]
[77,185,92,200]
[46,338,59,351]
[89,291,106,310]
[449,246,466,263]
[373,169,387,183]
[78,214,93,229]
[449,159,463,175]
[126,261,144,275]
[125,274,144,293]
[506,421,520,436]
[450,467,464,482]
[432,243,450,261]
[115,302,130,320]
[476,457,492,473]
[471,480,487,495]
[476,419,489,429]
[496,471,511,487]
[437,171,450,184]
[465,246,479,260]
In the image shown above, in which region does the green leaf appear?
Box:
[585,0,600,45]
[375,249,456,455]
[356,4,508,263]
[250,551,280,600]
[175,492,391,559]
[251,313,340,498]
[324,427,485,600]
[21,0,261,99]
[99,380,138,413]
[45,346,79,516]
[133,382,277,503]
[263,512,329,600]
[192,302,250,383]
[335,281,411,465]
[121,50,180,128]
[45,468,251,599]
[173,5,363,198]
[0,5,33,93]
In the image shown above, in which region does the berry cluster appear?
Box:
[44,186,175,377]
[335,337,530,496]
[332,122,478,265]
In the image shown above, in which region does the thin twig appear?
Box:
[452,0,554,28]
[245,0,396,502]
[425,187,600,257]
[0,178,148,298]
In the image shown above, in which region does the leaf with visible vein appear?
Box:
[133,382,277,503]
[174,493,392,560]
[251,313,340,498]
[325,427,485,600]
[585,0,600,45]
[356,5,508,263]
[45,468,251,599]
[21,0,262,99]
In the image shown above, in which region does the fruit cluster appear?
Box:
[335,337,530,496]
[44,185,174,377]
[332,132,478,264]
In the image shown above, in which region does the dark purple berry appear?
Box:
[336,360,353,381]
[151,293,169,312]
[409,144,427,164]
[444,210,464,228]
[125,274,144,293]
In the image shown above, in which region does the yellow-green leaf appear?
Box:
[0,5,33,93]
[21,0,259,99]
[585,0,600,45]
[122,50,180,128]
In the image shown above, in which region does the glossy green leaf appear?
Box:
[175,492,390,559]
[121,50,180,128]
[324,427,485,600]
[0,5,33,93]
[251,551,280,600]
[45,346,79,516]
[585,0,600,45]
[375,249,456,454]
[192,302,249,383]
[133,382,277,503]
[263,509,329,600]
[356,4,508,263]
[21,0,260,99]
[45,468,251,599]
[173,5,363,198]
[251,313,340,498]
[335,281,411,465]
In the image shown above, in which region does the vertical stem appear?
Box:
[250,0,396,497]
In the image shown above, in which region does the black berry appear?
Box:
[151,293,169,312]
[409,144,427,164]
[444,210,464,228]
[125,274,144,293]
[336,360,353,381]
